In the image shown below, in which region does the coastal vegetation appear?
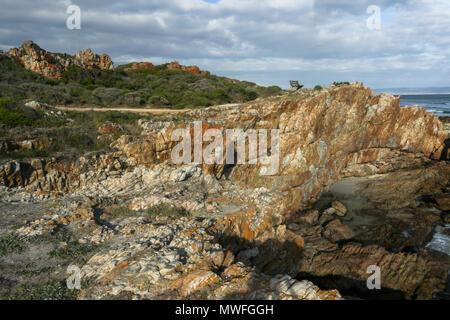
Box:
[0,54,282,109]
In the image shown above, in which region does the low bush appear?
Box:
[11,280,79,300]
[0,98,35,127]
[332,81,350,87]
[0,56,283,109]
[146,203,188,217]
[0,234,26,257]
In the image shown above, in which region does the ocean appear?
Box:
[399,94,450,117]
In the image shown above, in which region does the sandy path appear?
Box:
[55,106,191,114]
[54,103,242,114]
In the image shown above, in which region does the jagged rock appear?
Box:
[0,161,44,187]
[172,270,221,298]
[215,264,342,300]
[323,219,354,243]
[17,138,53,150]
[319,208,337,225]
[74,48,113,71]
[269,275,342,300]
[123,139,156,166]
[299,242,449,299]
[8,40,67,78]
[2,83,449,300]
[24,100,56,111]
[7,41,113,78]
[332,201,347,216]
[298,210,319,225]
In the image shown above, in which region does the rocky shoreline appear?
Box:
[0,83,449,300]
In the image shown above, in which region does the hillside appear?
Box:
[0,41,282,109]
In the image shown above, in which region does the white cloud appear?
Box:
[0,0,449,88]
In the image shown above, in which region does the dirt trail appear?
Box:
[55,106,191,114]
[54,103,242,114]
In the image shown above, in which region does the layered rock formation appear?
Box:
[167,61,210,76]
[7,40,113,78]
[1,83,449,299]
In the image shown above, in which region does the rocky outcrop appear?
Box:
[167,61,210,76]
[0,137,53,154]
[7,41,113,78]
[73,48,114,71]
[124,62,156,71]
[8,41,67,78]
[0,153,125,191]
[106,83,448,245]
[1,83,449,299]
[219,83,448,211]
[75,213,340,300]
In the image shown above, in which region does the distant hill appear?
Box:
[374,87,450,95]
[0,41,282,109]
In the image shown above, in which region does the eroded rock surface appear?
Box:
[1,83,449,299]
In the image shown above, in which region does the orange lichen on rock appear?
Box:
[167,61,210,76]
[124,62,156,71]
[7,41,114,78]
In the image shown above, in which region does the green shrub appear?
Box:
[45,224,98,263]
[1,55,282,109]
[0,106,34,127]
[146,203,188,217]
[0,149,49,160]
[44,78,61,86]
[0,55,41,83]
[67,132,93,148]
[67,86,84,97]
[0,97,67,129]
[112,206,135,217]
[11,279,79,300]
[211,88,231,103]
[314,85,323,90]
[243,90,258,102]
[0,97,17,108]
[332,81,350,87]
[0,234,26,257]
[49,241,98,262]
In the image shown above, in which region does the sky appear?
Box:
[0,0,449,89]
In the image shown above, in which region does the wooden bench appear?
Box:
[289,80,304,90]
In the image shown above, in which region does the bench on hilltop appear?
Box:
[289,80,304,90]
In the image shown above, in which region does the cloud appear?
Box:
[0,0,449,88]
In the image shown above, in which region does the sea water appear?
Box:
[399,94,450,117]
